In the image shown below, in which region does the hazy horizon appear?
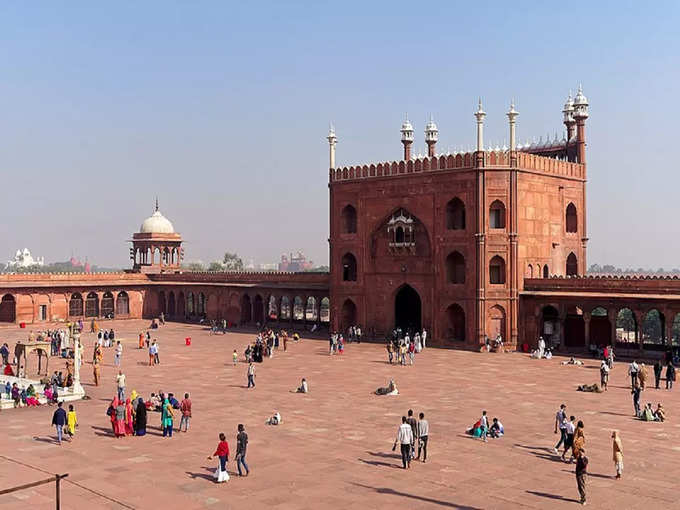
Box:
[1,2,679,269]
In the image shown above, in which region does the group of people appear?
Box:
[245,329,295,363]
[207,424,250,482]
[465,410,504,441]
[106,389,192,438]
[392,409,430,468]
[628,359,673,419]
[385,328,427,365]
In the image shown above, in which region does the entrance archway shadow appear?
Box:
[351,482,483,509]
[394,284,421,332]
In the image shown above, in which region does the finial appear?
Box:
[155,197,159,212]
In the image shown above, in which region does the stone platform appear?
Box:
[0,319,677,509]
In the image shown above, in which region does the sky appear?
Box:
[0,1,679,269]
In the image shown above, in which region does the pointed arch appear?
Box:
[566,252,578,276]
[489,255,506,284]
[341,205,357,234]
[446,197,465,230]
[566,202,578,233]
[445,251,465,284]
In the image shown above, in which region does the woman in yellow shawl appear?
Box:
[572,420,585,458]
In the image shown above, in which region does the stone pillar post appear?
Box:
[608,308,617,346]
[583,312,591,348]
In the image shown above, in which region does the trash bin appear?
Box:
[19,322,26,329]
[185,337,191,346]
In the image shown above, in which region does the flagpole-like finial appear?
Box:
[155,197,159,212]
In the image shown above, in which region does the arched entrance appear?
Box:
[488,305,506,342]
[0,295,16,322]
[241,295,252,324]
[590,307,611,346]
[101,292,114,317]
[253,295,264,324]
[564,306,585,348]
[445,304,465,342]
[340,299,357,331]
[394,284,421,332]
[116,291,130,316]
[85,292,99,317]
[540,305,559,348]
[168,292,176,317]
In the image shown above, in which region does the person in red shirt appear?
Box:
[179,393,192,432]
[207,433,230,482]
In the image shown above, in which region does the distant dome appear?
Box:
[140,210,175,234]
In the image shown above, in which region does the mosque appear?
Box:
[1,89,679,356]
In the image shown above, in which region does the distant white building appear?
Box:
[6,248,45,270]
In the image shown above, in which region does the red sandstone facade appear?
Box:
[1,90,677,354]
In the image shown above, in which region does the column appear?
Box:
[583,312,591,348]
[634,310,644,352]
[288,296,294,328]
[608,309,617,346]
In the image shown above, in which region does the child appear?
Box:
[4,381,10,399]
[67,404,78,440]
[233,350,238,366]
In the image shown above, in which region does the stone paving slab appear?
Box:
[0,319,678,509]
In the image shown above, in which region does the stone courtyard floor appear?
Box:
[0,320,678,509]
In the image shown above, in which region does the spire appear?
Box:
[327,123,338,169]
[155,197,159,212]
[475,98,486,153]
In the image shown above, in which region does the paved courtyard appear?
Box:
[0,320,678,509]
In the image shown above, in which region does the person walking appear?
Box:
[93,356,101,386]
[406,409,418,458]
[628,360,639,389]
[654,360,663,389]
[236,424,250,477]
[179,393,192,432]
[479,410,489,442]
[632,382,641,417]
[66,404,78,441]
[148,342,156,367]
[612,430,623,479]
[207,433,230,483]
[247,362,256,388]
[393,416,414,469]
[562,415,576,462]
[553,404,568,453]
[153,340,160,364]
[600,360,610,391]
[416,412,429,462]
[116,370,126,401]
[575,448,588,505]
[51,401,68,445]
[666,362,676,390]
[161,398,174,437]
[114,341,123,367]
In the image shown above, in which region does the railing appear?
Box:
[330,151,585,182]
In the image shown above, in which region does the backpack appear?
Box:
[106,405,114,416]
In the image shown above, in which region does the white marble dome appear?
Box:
[140,210,175,234]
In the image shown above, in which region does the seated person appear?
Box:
[3,363,14,376]
[465,419,483,438]
[545,349,553,360]
[577,383,602,393]
[655,403,666,422]
[148,392,161,411]
[375,379,399,396]
[640,403,656,421]
[562,357,583,366]
[489,417,504,438]
[266,411,282,425]
[168,393,180,409]
[43,383,54,402]
[291,378,308,393]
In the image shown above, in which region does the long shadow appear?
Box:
[91,425,115,436]
[526,451,566,463]
[513,444,553,452]
[33,436,56,444]
[367,451,401,459]
[185,471,215,482]
[358,458,400,469]
[526,490,579,503]
[598,411,630,417]
[560,469,612,479]
[351,482,482,509]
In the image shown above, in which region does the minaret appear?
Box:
[506,101,518,152]
[572,85,589,164]
[326,124,337,169]
[400,115,414,160]
[424,116,438,157]
[474,99,486,152]
[562,91,576,141]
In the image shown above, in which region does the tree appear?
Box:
[222,252,243,271]
[184,262,205,272]
[208,261,224,272]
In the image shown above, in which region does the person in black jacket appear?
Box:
[667,363,676,390]
[654,361,663,389]
[51,401,67,445]
[575,448,588,505]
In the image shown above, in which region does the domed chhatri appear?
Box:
[130,199,183,274]
[140,209,175,234]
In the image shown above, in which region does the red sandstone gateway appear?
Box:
[1,90,678,355]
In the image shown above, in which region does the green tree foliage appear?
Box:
[222,252,243,271]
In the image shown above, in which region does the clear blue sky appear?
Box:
[0,1,678,269]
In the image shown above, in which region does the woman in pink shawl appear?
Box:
[125,398,134,435]
[113,397,126,438]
